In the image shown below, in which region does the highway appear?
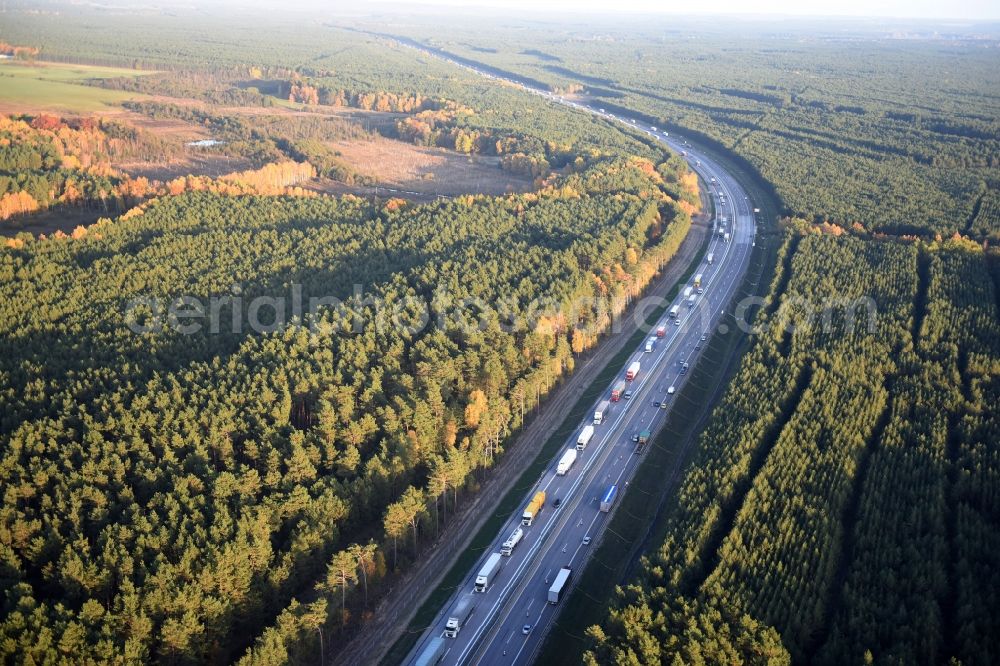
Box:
[400,41,757,666]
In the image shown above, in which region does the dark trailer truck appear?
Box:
[635,430,650,454]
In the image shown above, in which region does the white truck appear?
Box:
[474,553,502,592]
[445,596,476,637]
[415,637,446,666]
[688,295,696,306]
[644,337,656,353]
[577,424,595,449]
[557,448,578,475]
[548,567,572,604]
[668,305,680,319]
[626,360,641,380]
[593,401,610,425]
[683,286,693,298]
[707,252,714,265]
[724,232,731,243]
[501,527,523,556]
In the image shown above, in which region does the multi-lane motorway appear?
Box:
[400,41,757,666]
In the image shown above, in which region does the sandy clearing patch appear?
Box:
[330,137,532,197]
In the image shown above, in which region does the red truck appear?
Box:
[611,381,626,402]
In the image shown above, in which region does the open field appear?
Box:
[0,60,150,112]
[114,153,254,181]
[329,137,533,196]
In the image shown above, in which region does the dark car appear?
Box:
[652,400,661,408]
[553,498,562,508]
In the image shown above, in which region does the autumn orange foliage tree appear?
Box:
[0,42,39,59]
[0,191,39,220]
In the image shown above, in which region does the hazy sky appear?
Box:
[367,0,1000,20]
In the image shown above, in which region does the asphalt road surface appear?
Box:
[401,45,757,666]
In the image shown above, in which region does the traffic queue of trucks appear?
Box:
[414,99,743,661]
[432,192,725,645]
[557,448,578,475]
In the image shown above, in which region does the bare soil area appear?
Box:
[115,153,254,181]
[328,137,533,196]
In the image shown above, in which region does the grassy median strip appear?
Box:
[380,209,714,666]
[536,147,783,664]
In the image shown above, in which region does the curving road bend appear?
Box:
[397,40,758,666]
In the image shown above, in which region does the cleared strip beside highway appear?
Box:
[394,39,758,666]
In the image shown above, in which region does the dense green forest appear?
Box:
[3,4,999,665]
[0,153,697,662]
[585,229,1000,665]
[377,20,1000,238]
[0,6,706,662]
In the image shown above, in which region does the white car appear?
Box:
[522,624,532,635]
[667,386,676,394]
[583,536,591,545]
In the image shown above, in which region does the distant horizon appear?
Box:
[355,0,1000,21]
